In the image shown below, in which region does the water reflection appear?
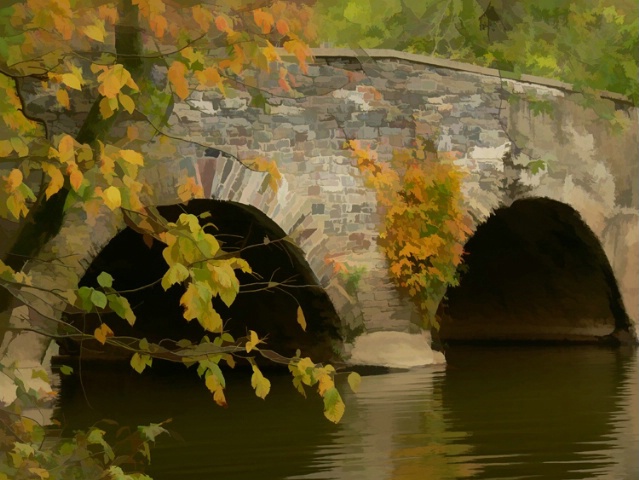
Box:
[55,346,638,480]
[289,366,477,480]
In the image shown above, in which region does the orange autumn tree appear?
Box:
[349,137,473,329]
[0,1,359,478]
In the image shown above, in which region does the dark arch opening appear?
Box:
[60,199,341,364]
[437,198,630,343]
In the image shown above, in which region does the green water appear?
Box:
[56,345,638,479]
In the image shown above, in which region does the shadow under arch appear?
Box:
[437,197,631,343]
[61,199,341,364]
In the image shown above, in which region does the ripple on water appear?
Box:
[55,346,638,480]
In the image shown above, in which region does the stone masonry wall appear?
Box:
[11,49,637,370]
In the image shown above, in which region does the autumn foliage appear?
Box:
[349,137,473,329]
[0,1,361,478]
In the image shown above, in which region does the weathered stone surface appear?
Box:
[10,49,638,370]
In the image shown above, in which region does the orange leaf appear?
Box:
[150,14,168,38]
[195,67,222,88]
[94,323,113,345]
[253,10,274,34]
[215,15,231,33]
[56,89,70,109]
[69,167,83,191]
[98,5,118,24]
[213,387,227,407]
[127,126,139,141]
[168,61,189,100]
[276,19,289,35]
[283,39,312,74]
[192,5,213,31]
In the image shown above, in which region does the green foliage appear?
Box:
[315,0,638,104]
[339,265,367,295]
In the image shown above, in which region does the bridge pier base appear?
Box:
[346,330,445,369]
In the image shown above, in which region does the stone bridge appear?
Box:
[12,49,639,369]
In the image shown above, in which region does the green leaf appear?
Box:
[77,286,94,311]
[323,387,345,423]
[528,159,547,175]
[96,271,113,288]
[108,294,136,326]
[90,289,107,309]
[59,365,74,375]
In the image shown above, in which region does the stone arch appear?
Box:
[196,153,366,338]
[64,198,343,362]
[437,197,631,342]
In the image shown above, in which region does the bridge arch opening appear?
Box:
[61,199,341,364]
[437,198,630,343]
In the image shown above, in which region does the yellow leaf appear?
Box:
[168,61,189,100]
[205,372,222,393]
[296,306,306,331]
[130,352,151,374]
[98,64,132,98]
[245,330,261,353]
[9,138,28,157]
[27,468,49,480]
[251,365,271,399]
[82,23,105,42]
[99,97,114,119]
[42,163,64,199]
[213,386,227,407]
[94,323,113,345]
[198,306,223,333]
[317,371,334,396]
[61,73,81,90]
[56,89,70,109]
[57,134,75,164]
[0,140,12,157]
[5,169,22,190]
[118,93,135,114]
[347,372,362,393]
[119,149,144,165]
[323,387,345,423]
[102,186,121,210]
